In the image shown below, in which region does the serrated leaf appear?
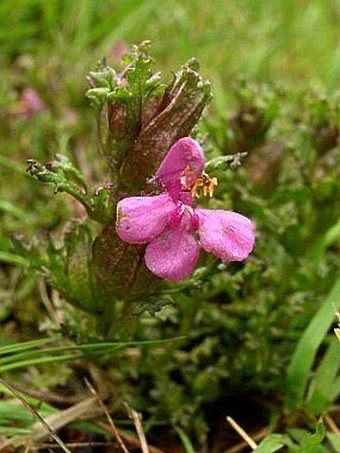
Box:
[90,43,165,174]
[87,67,116,89]
[86,87,111,104]
[205,152,248,172]
[107,88,133,102]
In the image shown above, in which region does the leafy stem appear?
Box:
[26,157,112,224]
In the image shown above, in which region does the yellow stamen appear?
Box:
[189,172,218,199]
[181,165,218,198]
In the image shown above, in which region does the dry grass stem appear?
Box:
[0,378,71,453]
[226,416,258,450]
[224,426,269,453]
[324,412,340,435]
[125,402,150,453]
[38,277,62,325]
[30,396,100,442]
[29,441,117,449]
[335,328,340,342]
[334,306,340,342]
[0,394,100,450]
[8,383,83,405]
[96,421,165,453]
[85,377,130,453]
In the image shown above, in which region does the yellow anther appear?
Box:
[207,176,218,197]
[188,172,218,199]
[190,179,203,198]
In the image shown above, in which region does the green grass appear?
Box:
[1,0,339,88]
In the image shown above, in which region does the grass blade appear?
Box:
[0,337,60,355]
[285,279,340,409]
[306,338,340,414]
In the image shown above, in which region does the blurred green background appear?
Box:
[2,0,339,89]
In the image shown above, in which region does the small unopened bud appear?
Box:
[86,87,111,106]
[87,67,116,89]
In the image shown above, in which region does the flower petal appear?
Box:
[156,137,205,200]
[145,221,200,281]
[116,194,176,244]
[196,209,255,261]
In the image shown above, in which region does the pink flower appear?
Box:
[22,88,46,117]
[116,138,255,281]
